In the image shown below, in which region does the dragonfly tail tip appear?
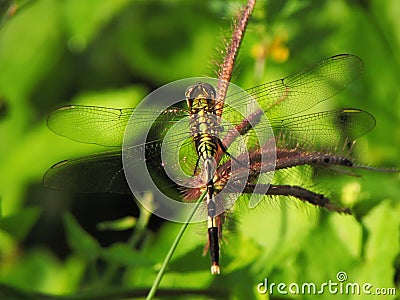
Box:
[211,264,221,275]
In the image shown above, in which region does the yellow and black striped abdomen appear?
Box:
[195,131,219,161]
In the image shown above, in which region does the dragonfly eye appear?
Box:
[185,82,216,100]
[200,83,216,99]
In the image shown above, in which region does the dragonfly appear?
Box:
[44,54,376,274]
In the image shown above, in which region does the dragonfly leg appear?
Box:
[192,156,201,176]
[217,139,257,173]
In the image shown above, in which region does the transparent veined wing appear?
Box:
[47,105,189,147]
[270,108,376,150]
[219,54,363,123]
[44,105,196,193]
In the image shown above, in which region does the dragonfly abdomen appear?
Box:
[195,132,219,161]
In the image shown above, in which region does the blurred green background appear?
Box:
[0,0,399,299]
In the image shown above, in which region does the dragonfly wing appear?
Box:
[220,54,363,121]
[47,106,134,146]
[43,142,193,194]
[45,115,198,194]
[270,109,376,150]
[43,150,130,194]
[47,105,189,147]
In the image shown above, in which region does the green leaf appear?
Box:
[0,247,82,295]
[101,243,153,267]
[63,213,101,261]
[97,216,136,231]
[0,207,40,240]
[357,201,400,288]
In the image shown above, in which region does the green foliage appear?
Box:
[101,243,153,267]
[97,216,136,231]
[0,0,399,299]
[63,213,101,262]
[0,207,40,240]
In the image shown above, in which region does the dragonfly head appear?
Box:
[185,82,217,112]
